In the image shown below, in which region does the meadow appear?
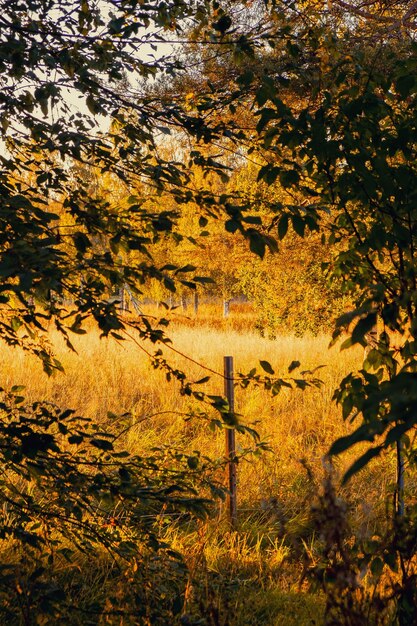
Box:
[0,303,399,624]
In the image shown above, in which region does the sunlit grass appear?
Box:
[0,312,397,623]
[0,319,390,514]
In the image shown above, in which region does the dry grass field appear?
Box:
[0,308,400,624]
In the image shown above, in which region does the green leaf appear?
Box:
[249,232,266,258]
[370,556,384,577]
[395,74,416,98]
[329,425,376,456]
[279,169,300,188]
[73,232,91,254]
[187,456,199,469]
[193,276,215,284]
[260,360,275,375]
[195,376,210,384]
[351,313,378,346]
[288,360,300,373]
[342,446,383,484]
[225,219,240,233]
[86,94,100,115]
[277,215,288,240]
[265,166,280,185]
[176,264,197,273]
[212,14,232,34]
[90,438,114,451]
[68,435,83,445]
[163,277,176,292]
[243,215,262,225]
[118,467,131,482]
[256,108,277,133]
[11,385,25,393]
[291,215,305,237]
[237,70,254,86]
[11,317,22,332]
[342,395,354,420]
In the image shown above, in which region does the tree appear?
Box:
[248,18,417,620]
[4,0,417,621]
[0,1,269,621]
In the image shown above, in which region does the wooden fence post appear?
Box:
[224,356,237,527]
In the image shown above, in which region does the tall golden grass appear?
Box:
[1,319,393,527]
[0,315,401,623]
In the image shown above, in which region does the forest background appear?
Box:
[2,0,417,624]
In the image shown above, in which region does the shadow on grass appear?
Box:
[235,589,324,626]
